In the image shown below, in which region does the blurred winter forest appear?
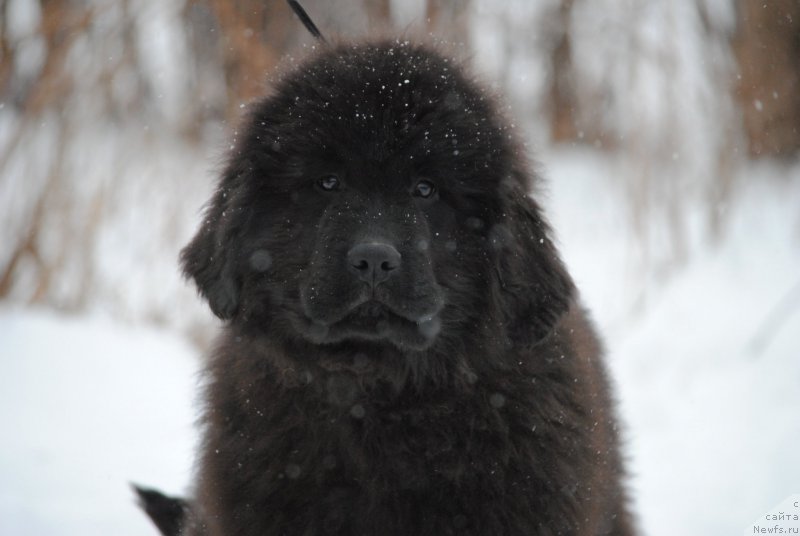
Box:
[1,0,797,339]
[2,1,800,535]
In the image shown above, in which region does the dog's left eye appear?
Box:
[317,175,340,191]
[413,180,436,199]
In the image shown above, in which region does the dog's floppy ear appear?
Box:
[180,169,245,320]
[492,177,575,345]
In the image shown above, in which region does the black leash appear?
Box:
[286,1,327,43]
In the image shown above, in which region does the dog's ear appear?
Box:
[491,178,575,345]
[180,170,244,320]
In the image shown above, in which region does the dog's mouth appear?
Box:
[340,300,407,328]
[295,300,442,351]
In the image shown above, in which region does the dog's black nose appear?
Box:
[347,242,401,286]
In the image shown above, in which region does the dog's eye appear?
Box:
[317,175,340,191]
[413,180,436,199]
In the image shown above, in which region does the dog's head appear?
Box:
[181,42,573,353]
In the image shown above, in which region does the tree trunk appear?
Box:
[734,0,800,157]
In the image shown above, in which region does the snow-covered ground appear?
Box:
[543,148,800,534]
[0,311,201,536]
[1,148,798,535]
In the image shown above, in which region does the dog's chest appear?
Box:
[236,373,523,493]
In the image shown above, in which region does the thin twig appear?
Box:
[748,279,800,357]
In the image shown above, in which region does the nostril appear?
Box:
[347,242,402,285]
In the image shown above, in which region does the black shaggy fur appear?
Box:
[133,485,189,536]
[159,39,636,536]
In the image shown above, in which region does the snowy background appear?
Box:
[1,1,799,535]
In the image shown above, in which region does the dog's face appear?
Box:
[182,42,573,354]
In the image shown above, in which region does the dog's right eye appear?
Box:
[317,175,340,191]
[413,179,436,199]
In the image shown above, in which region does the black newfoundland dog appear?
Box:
[138,8,635,536]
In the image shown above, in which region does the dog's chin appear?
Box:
[294,301,442,351]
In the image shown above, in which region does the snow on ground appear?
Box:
[543,148,800,535]
[0,309,201,536]
[1,148,798,535]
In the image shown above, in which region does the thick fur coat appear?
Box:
[168,40,635,536]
